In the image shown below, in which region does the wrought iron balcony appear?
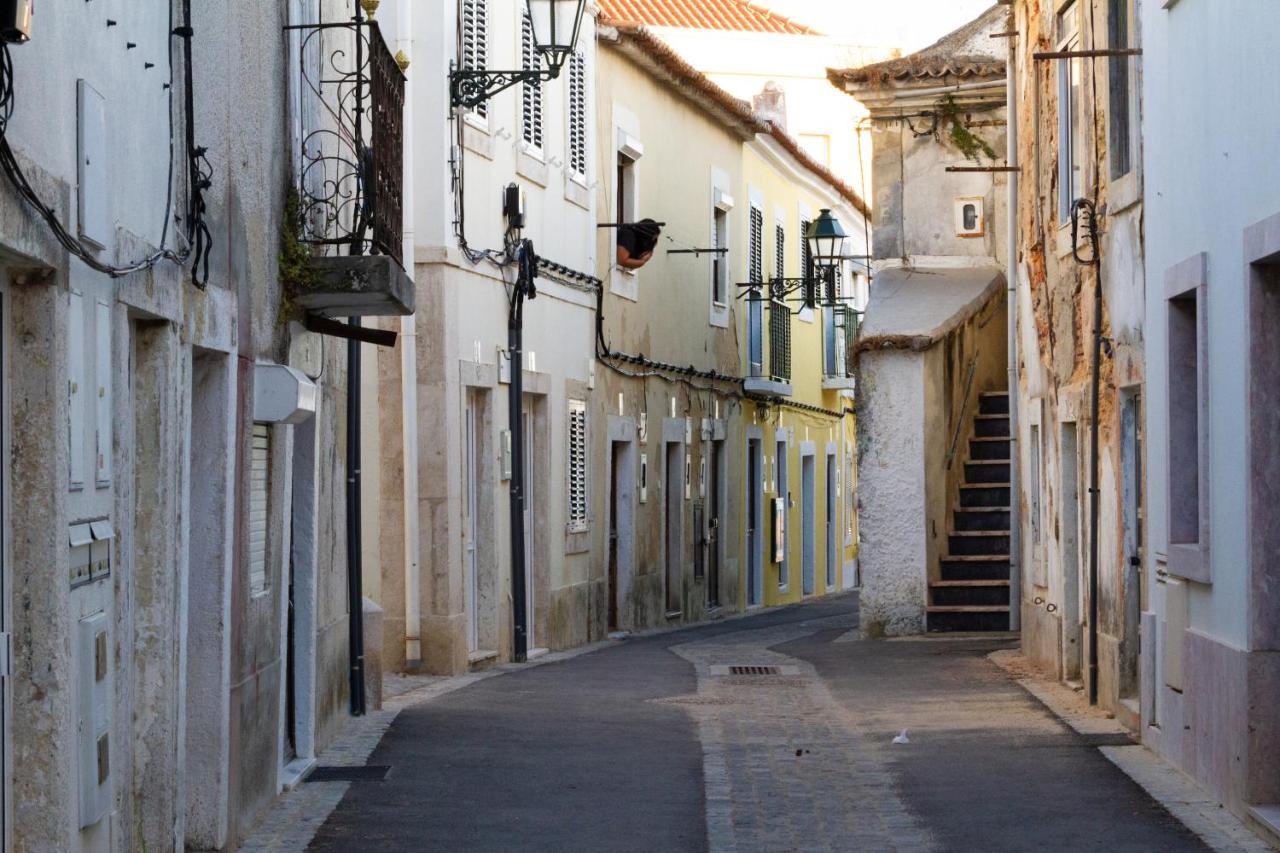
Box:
[284,13,413,320]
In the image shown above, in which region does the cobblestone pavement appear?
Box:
[242,594,1234,852]
[667,610,935,852]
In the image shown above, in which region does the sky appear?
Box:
[762,0,997,52]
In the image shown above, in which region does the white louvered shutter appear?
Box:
[800,218,812,278]
[775,223,785,280]
[462,0,488,118]
[567,401,588,532]
[249,424,271,595]
[749,207,763,284]
[568,51,587,177]
[521,13,543,149]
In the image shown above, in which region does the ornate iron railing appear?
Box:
[768,297,791,384]
[288,16,404,267]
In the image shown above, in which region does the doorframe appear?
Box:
[707,428,726,609]
[0,278,10,852]
[800,442,816,596]
[825,443,837,592]
[1059,419,1083,680]
[605,416,636,631]
[746,426,764,608]
[662,417,687,618]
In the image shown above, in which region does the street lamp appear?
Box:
[806,208,848,273]
[450,0,588,108]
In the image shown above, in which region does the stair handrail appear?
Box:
[944,355,980,469]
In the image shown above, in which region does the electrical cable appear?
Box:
[0,13,208,283]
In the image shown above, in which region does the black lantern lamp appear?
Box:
[806,208,848,307]
[740,207,851,313]
[450,0,588,108]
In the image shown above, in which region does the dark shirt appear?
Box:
[618,224,658,258]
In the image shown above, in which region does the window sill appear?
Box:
[564,174,590,210]
[461,120,494,160]
[1109,170,1142,215]
[517,147,548,187]
[822,376,856,391]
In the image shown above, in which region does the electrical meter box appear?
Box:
[78,611,112,828]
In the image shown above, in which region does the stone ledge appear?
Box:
[292,255,415,318]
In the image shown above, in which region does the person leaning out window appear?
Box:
[616,219,662,270]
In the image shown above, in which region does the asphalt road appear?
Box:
[308,595,1207,852]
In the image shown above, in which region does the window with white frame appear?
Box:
[1057,1,1083,222]
[712,203,728,304]
[567,400,589,532]
[799,217,813,279]
[520,12,543,151]
[748,206,764,375]
[461,0,488,119]
[1108,0,1134,180]
[567,51,587,178]
[1166,255,1209,580]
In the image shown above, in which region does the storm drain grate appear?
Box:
[306,765,391,783]
[728,665,781,676]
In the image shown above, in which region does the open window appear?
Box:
[1057,0,1083,223]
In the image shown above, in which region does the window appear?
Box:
[567,400,588,532]
[1108,0,1133,179]
[460,0,488,119]
[249,424,271,596]
[1057,1,1083,222]
[617,153,636,231]
[711,204,728,304]
[774,223,785,281]
[748,206,764,375]
[1166,254,1209,581]
[520,12,543,150]
[567,51,586,178]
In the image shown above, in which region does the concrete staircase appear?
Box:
[928,391,1012,632]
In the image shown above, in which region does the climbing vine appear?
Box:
[936,94,998,163]
[278,186,318,327]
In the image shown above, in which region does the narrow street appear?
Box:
[307,595,1205,852]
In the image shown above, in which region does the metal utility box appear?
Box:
[77,611,111,828]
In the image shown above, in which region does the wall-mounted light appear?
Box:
[450,0,587,108]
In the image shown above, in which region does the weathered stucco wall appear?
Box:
[857,350,927,636]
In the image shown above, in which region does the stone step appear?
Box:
[969,437,1011,460]
[979,391,1010,415]
[927,605,1011,633]
[960,483,1011,508]
[953,507,1011,531]
[965,460,1011,484]
[974,414,1011,438]
[930,579,1010,607]
[948,531,1011,556]
[940,555,1011,581]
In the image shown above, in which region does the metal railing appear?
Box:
[288,17,405,267]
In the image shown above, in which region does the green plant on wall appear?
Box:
[278,186,319,327]
[937,94,997,163]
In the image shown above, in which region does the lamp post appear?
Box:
[450,0,588,108]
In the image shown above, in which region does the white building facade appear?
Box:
[1140,0,1280,838]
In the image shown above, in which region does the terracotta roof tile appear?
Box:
[830,5,1007,87]
[598,0,819,35]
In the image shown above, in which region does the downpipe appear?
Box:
[346,321,367,716]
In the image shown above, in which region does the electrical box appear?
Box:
[638,412,647,445]
[95,297,112,486]
[78,611,111,828]
[587,358,596,390]
[684,417,692,445]
[0,0,33,43]
[503,183,526,230]
[639,454,648,504]
[500,429,512,480]
[69,290,86,490]
[684,455,691,500]
[955,196,984,238]
[77,80,110,248]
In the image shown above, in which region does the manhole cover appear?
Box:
[728,665,780,676]
[306,765,391,783]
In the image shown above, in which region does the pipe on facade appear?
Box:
[346,322,367,716]
[1006,23,1021,632]
[1087,257,1103,705]
[397,0,421,669]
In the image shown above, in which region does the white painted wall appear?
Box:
[1141,0,1280,649]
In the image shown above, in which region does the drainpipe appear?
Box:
[1006,34,1022,633]
[397,0,422,669]
[346,320,367,716]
